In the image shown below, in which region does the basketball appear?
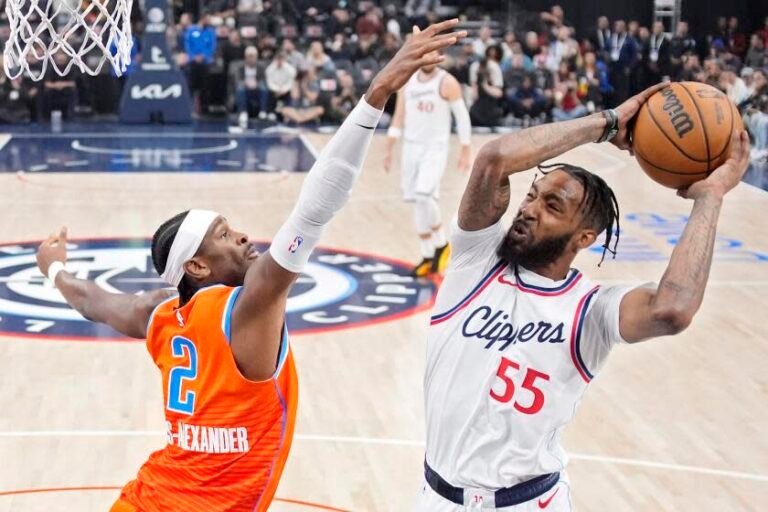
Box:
[632,82,743,189]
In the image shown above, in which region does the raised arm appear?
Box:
[35,228,174,339]
[458,82,668,231]
[441,73,472,173]
[230,20,467,381]
[618,130,751,342]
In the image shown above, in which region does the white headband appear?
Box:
[161,209,219,287]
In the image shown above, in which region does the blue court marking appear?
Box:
[0,122,315,173]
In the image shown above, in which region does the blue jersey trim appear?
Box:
[515,267,581,292]
[430,260,506,322]
[221,286,243,345]
[574,287,600,380]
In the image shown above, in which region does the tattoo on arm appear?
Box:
[655,195,721,317]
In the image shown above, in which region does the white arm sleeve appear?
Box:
[450,99,471,146]
[269,97,383,273]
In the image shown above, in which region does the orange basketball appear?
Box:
[632,81,743,189]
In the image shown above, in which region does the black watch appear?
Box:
[597,109,619,143]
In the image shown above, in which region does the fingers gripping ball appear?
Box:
[632,82,744,189]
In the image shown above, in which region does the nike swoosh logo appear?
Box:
[538,488,559,509]
[356,123,376,130]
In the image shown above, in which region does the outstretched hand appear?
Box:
[611,81,669,152]
[678,130,751,200]
[36,226,68,277]
[365,19,466,109]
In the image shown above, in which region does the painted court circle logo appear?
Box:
[0,238,437,341]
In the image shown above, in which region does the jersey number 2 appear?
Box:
[489,356,550,414]
[167,336,198,415]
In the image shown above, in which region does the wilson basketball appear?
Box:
[632,81,743,189]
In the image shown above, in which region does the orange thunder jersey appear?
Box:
[119,285,298,512]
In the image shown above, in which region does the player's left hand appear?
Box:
[678,130,750,200]
[457,145,471,174]
[365,20,466,109]
[36,226,68,277]
[612,81,669,153]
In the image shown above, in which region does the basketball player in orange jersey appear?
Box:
[384,26,472,277]
[34,20,466,512]
[413,81,751,510]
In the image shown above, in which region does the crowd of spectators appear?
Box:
[0,2,766,159]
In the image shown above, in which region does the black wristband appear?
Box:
[597,109,619,143]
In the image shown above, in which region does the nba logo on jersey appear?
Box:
[288,236,303,254]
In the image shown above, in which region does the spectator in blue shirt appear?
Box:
[184,14,217,113]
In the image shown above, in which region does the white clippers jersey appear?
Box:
[424,219,632,490]
[403,69,452,143]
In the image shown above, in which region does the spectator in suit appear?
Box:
[184,13,217,113]
[590,16,611,62]
[646,21,672,86]
[670,21,697,77]
[608,19,637,105]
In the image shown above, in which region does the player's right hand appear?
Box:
[678,130,750,200]
[36,226,68,277]
[612,81,669,153]
[365,19,466,108]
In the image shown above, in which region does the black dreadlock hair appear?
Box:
[536,162,621,266]
[151,210,198,304]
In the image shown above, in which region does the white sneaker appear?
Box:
[258,111,267,120]
[267,113,277,121]
[238,112,248,128]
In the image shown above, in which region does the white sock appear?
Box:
[432,227,447,248]
[420,237,435,259]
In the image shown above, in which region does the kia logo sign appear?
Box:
[131,84,183,100]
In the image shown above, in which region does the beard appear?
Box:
[496,220,573,269]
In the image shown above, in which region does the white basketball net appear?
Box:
[3,0,133,81]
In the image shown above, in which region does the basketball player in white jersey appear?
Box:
[384,27,472,277]
[413,81,751,511]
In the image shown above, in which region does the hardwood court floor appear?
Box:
[0,131,766,511]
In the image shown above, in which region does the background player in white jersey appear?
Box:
[413,82,751,511]
[384,27,472,277]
